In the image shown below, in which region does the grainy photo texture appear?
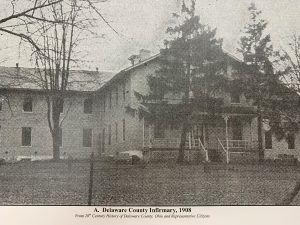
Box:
[0,0,300,206]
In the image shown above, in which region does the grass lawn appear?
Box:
[0,160,300,205]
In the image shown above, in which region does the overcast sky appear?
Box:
[0,0,299,72]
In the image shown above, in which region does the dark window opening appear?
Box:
[83,128,92,147]
[122,119,125,141]
[23,97,32,112]
[0,101,2,111]
[154,122,165,138]
[22,127,32,146]
[58,128,62,147]
[102,128,105,152]
[115,122,118,143]
[230,92,240,104]
[84,98,93,114]
[232,119,242,140]
[103,94,106,112]
[287,133,295,149]
[108,125,111,145]
[116,86,118,105]
[265,130,272,149]
[58,100,63,114]
[109,91,112,109]
[123,82,126,102]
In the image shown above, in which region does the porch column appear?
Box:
[149,125,152,148]
[142,118,145,148]
[222,114,230,164]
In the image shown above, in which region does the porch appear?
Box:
[142,114,259,163]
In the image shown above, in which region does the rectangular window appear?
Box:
[230,92,240,104]
[265,130,272,149]
[108,125,111,145]
[58,99,63,114]
[109,90,112,109]
[287,133,295,149]
[102,128,105,152]
[0,101,2,111]
[84,98,93,114]
[122,119,125,141]
[115,122,118,143]
[83,128,92,147]
[58,128,62,147]
[22,127,32,146]
[116,85,118,106]
[154,123,165,138]
[123,81,126,102]
[23,97,33,112]
[103,94,106,112]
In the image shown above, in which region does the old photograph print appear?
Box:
[0,0,300,206]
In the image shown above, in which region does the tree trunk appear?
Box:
[52,99,61,161]
[257,102,264,162]
[178,117,188,163]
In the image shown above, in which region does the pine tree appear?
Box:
[147,0,225,163]
[238,2,274,162]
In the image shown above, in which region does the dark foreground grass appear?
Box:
[0,160,300,205]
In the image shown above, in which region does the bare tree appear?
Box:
[0,0,118,160]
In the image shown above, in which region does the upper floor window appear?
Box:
[84,98,93,114]
[230,92,240,104]
[103,94,106,112]
[23,97,33,112]
[122,81,126,102]
[116,85,119,106]
[109,91,112,109]
[22,127,32,146]
[287,133,295,149]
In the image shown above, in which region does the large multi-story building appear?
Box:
[0,49,299,162]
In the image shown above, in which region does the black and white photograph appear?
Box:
[0,0,300,223]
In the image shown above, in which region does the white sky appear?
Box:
[0,0,300,72]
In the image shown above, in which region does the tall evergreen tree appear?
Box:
[147,0,225,163]
[238,2,274,162]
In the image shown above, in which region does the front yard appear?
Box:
[0,160,300,205]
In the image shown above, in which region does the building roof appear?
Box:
[0,66,115,92]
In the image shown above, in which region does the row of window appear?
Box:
[0,97,93,114]
[102,119,126,146]
[21,127,93,147]
[103,81,126,112]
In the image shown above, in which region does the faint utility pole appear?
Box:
[88,152,94,206]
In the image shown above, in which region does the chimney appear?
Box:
[139,49,151,61]
[128,54,141,66]
[16,63,19,68]
[96,67,99,72]
[128,49,151,66]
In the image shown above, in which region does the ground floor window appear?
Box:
[115,122,118,143]
[83,128,92,147]
[154,122,165,138]
[108,125,111,145]
[22,127,32,146]
[58,128,62,147]
[265,130,272,149]
[287,133,295,149]
[122,119,125,141]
